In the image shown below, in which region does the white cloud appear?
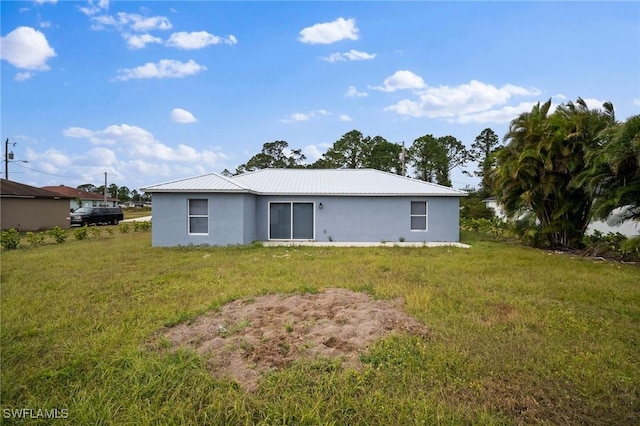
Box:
[634,98,640,106]
[0,26,56,70]
[115,59,206,80]
[281,110,333,123]
[302,144,328,162]
[91,12,171,32]
[385,79,541,121]
[35,0,58,4]
[371,70,425,92]
[62,124,227,164]
[339,114,353,122]
[345,85,367,97]
[40,21,52,28]
[15,72,33,81]
[124,33,162,49]
[581,98,608,110]
[86,147,117,165]
[79,0,109,16]
[170,108,197,123]
[456,102,538,124]
[166,31,237,49]
[299,17,358,44]
[25,148,72,169]
[554,93,567,100]
[323,49,376,62]
[281,113,310,123]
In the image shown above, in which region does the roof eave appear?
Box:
[141,188,257,194]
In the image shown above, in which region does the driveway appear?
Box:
[121,215,152,223]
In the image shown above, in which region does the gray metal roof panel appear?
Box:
[142,169,467,196]
[234,169,466,196]
[141,172,252,192]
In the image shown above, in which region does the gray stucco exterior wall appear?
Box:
[151,193,257,247]
[255,196,459,243]
[151,193,460,247]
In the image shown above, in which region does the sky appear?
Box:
[1,0,639,193]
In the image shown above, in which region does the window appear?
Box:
[188,199,208,234]
[269,202,314,240]
[410,201,427,231]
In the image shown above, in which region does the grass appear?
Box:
[122,207,152,220]
[1,231,639,425]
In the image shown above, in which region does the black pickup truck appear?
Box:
[70,207,124,226]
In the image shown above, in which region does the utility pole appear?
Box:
[5,138,8,180]
[5,138,15,180]
[401,141,406,176]
[104,172,107,206]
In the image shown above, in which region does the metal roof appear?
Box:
[141,172,252,193]
[142,169,467,197]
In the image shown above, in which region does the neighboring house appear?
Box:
[482,197,506,220]
[483,197,639,238]
[1,179,72,231]
[142,168,467,247]
[41,185,118,211]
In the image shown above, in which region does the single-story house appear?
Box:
[142,168,467,247]
[483,197,639,237]
[41,185,118,211]
[1,179,72,231]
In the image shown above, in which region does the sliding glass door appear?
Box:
[269,202,314,240]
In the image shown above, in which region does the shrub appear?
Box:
[119,223,130,234]
[461,217,509,238]
[48,226,68,243]
[74,227,89,240]
[1,229,21,250]
[89,226,102,238]
[620,237,640,258]
[25,231,46,247]
[133,221,151,232]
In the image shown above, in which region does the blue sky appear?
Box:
[2,1,639,192]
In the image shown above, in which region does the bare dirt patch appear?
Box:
[158,288,431,391]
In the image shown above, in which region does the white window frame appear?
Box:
[188,198,209,235]
[410,201,428,231]
[268,201,315,241]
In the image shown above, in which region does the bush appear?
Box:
[1,229,21,250]
[461,217,509,238]
[581,231,640,261]
[25,231,46,247]
[118,223,130,234]
[89,226,102,238]
[74,227,89,240]
[48,226,68,243]
[133,221,151,232]
[620,237,640,257]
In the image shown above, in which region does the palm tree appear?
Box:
[578,114,640,224]
[494,98,616,248]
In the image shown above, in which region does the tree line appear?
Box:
[75,183,150,203]
[225,128,500,193]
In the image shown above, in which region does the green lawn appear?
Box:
[122,207,152,220]
[1,231,638,425]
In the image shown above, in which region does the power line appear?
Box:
[11,161,105,181]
